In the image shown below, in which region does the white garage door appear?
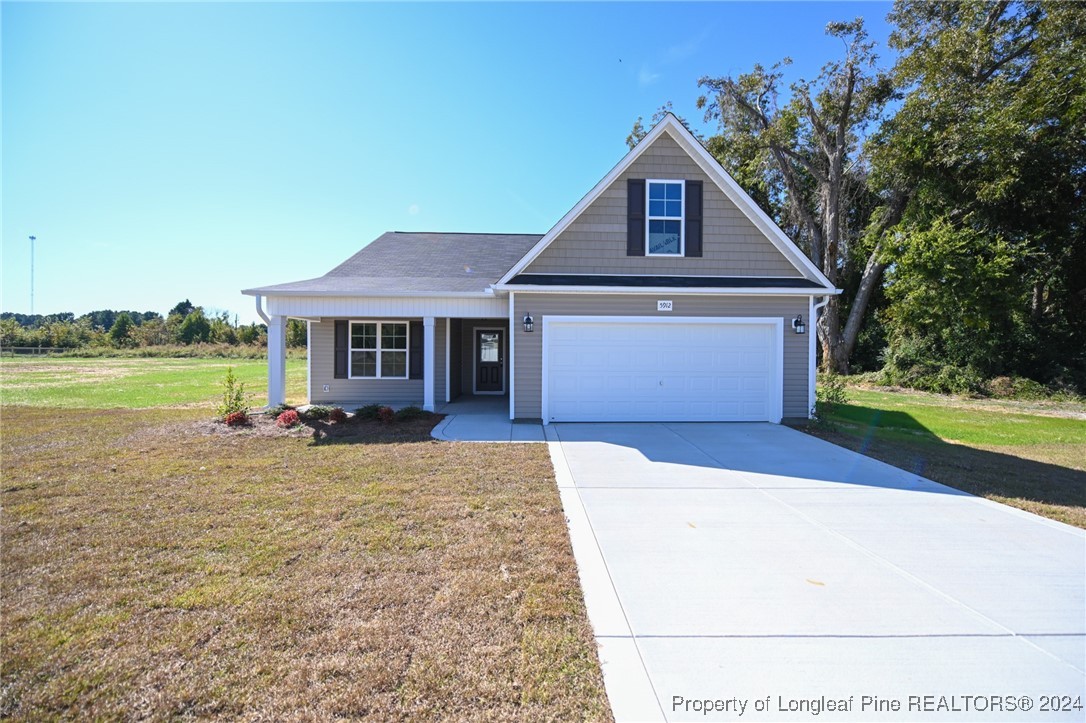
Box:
[544,317,782,423]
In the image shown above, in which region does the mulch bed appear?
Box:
[193,411,445,442]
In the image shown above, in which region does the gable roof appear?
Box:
[494,114,836,291]
[241,232,542,297]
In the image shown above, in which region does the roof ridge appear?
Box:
[389,231,543,236]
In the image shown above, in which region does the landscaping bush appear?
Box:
[813,371,850,422]
[394,405,426,421]
[224,411,250,427]
[328,407,347,423]
[267,403,296,417]
[276,409,301,428]
[354,403,383,420]
[217,367,249,419]
[377,406,395,424]
[301,405,334,421]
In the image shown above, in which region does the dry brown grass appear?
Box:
[1,407,611,721]
[803,427,1086,529]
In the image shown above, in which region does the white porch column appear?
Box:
[267,314,287,406]
[423,316,436,412]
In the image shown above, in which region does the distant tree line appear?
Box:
[1,299,308,351]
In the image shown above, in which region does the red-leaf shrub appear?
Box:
[276,409,300,428]
[224,411,250,427]
[377,406,395,423]
[328,407,347,423]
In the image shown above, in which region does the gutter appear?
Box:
[254,294,271,324]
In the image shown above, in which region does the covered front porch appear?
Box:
[262,307,512,415]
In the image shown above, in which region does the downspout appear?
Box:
[808,295,831,419]
[254,294,271,324]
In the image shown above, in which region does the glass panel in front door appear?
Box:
[480,333,499,362]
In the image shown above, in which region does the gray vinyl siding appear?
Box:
[524,133,801,277]
[511,294,810,421]
[308,317,445,407]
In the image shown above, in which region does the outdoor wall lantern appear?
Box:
[523,312,535,333]
[792,315,806,334]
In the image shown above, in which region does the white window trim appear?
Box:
[348,320,410,380]
[645,178,685,257]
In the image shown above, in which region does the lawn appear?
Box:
[0,357,307,408]
[0,406,610,720]
[805,386,1086,528]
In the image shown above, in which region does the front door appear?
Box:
[475,329,504,393]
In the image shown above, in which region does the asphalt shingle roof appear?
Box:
[243,232,542,295]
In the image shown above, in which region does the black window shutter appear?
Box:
[627,179,646,256]
[685,180,703,257]
[408,321,423,379]
[334,320,348,379]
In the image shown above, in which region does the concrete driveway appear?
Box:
[547,423,1086,722]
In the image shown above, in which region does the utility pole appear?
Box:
[29,235,36,314]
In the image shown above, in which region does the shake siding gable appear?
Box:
[523,132,800,277]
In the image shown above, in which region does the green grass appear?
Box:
[834,388,1086,446]
[804,385,1086,528]
[0,357,307,408]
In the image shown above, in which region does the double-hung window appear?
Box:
[349,321,408,379]
[646,180,684,255]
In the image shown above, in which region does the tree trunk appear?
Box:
[1031,280,1045,322]
[838,242,889,367]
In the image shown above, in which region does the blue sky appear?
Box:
[2,1,894,324]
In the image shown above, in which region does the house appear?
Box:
[241,114,838,424]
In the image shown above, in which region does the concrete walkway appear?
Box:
[431,396,544,442]
[547,422,1086,722]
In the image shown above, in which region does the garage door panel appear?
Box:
[545,319,782,423]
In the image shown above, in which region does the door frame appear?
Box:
[540,315,784,424]
[472,327,506,395]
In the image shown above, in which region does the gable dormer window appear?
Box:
[646,180,684,255]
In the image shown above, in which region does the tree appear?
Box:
[695,19,905,372]
[286,319,308,348]
[177,309,211,344]
[108,312,135,347]
[169,299,195,318]
[878,0,1086,388]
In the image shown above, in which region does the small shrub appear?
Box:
[376,406,395,424]
[217,367,249,419]
[328,407,348,423]
[276,409,301,428]
[394,405,425,421]
[301,405,334,421]
[813,371,850,423]
[355,403,383,420]
[224,411,250,427]
[267,403,296,417]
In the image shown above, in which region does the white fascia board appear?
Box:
[493,284,841,296]
[495,118,676,285]
[496,113,835,289]
[241,288,498,298]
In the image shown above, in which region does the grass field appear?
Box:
[805,386,1086,528]
[0,356,307,408]
[0,407,610,720]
